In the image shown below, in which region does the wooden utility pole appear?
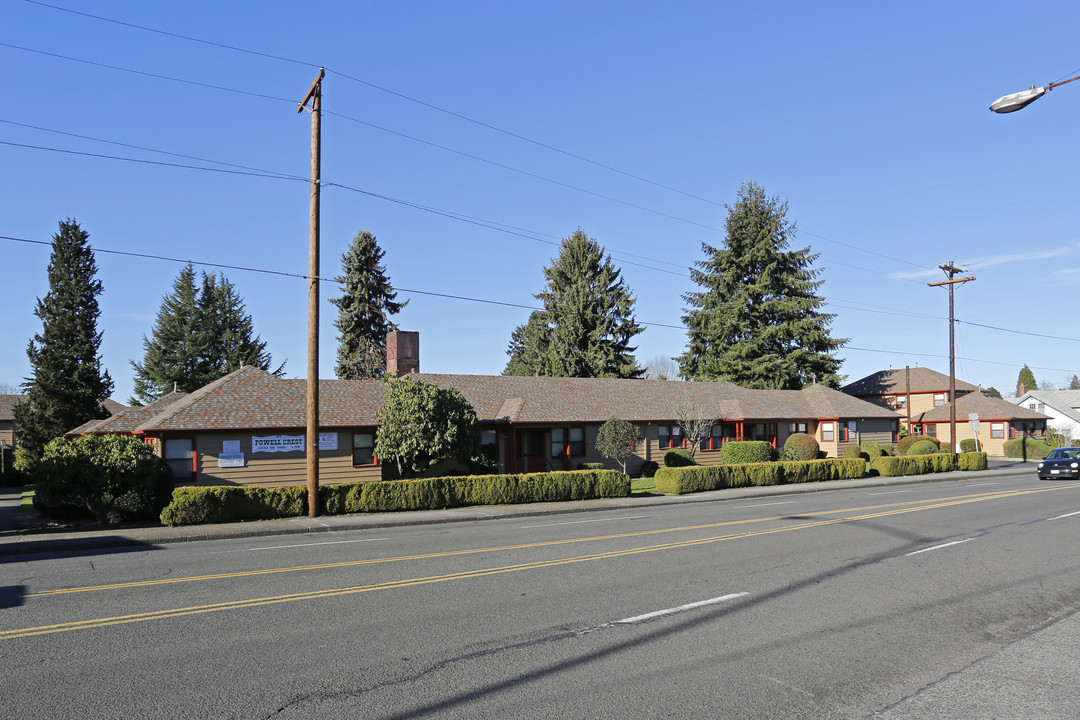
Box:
[299,68,324,517]
[929,262,975,459]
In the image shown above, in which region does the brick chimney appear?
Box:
[386,331,419,376]
[1018,383,1026,397]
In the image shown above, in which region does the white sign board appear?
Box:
[251,435,305,453]
[318,432,338,451]
[222,440,241,454]
[218,453,245,468]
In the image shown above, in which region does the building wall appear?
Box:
[0,420,14,450]
[919,419,1046,456]
[163,430,383,488]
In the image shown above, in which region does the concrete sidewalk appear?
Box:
[0,459,1036,558]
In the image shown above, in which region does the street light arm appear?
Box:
[991,73,1080,113]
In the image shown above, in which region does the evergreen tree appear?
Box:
[984,386,1002,399]
[504,229,643,378]
[14,220,114,469]
[1070,375,1080,391]
[130,265,280,404]
[503,311,551,376]
[678,181,845,389]
[329,230,407,379]
[1016,365,1037,396]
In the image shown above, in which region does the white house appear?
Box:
[1009,390,1080,443]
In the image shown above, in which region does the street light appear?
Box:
[990,74,1080,113]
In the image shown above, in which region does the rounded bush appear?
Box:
[639,460,659,478]
[860,441,885,458]
[663,448,696,467]
[577,462,605,470]
[783,433,819,462]
[906,439,940,456]
[1002,437,1051,459]
[841,446,866,459]
[720,440,774,465]
[896,435,940,455]
[959,438,979,453]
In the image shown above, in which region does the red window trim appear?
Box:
[551,426,587,458]
[658,424,685,451]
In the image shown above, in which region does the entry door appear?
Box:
[517,429,548,473]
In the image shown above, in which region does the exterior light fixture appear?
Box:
[990,74,1080,113]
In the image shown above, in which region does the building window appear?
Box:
[991,422,1005,439]
[659,425,684,450]
[1029,402,1036,410]
[934,393,945,407]
[788,422,807,434]
[164,438,194,480]
[552,427,586,457]
[701,425,722,452]
[892,421,900,442]
[821,422,835,442]
[352,432,376,466]
[895,396,907,410]
[924,423,936,438]
[1038,403,1045,413]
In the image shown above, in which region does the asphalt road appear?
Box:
[3,470,1080,718]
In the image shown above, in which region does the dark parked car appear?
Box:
[1037,447,1080,480]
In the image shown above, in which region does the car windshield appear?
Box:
[1046,448,1078,460]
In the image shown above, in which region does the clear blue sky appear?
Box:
[4,1,1080,403]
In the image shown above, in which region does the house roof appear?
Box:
[68,391,189,435]
[912,392,1050,423]
[1009,390,1080,424]
[70,366,899,435]
[841,367,980,396]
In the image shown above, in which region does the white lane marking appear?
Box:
[905,539,973,556]
[965,483,999,487]
[733,501,795,509]
[1050,510,1080,520]
[867,490,911,496]
[211,537,388,553]
[519,515,648,529]
[578,592,750,634]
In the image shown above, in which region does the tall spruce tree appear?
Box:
[679,181,844,389]
[15,220,114,469]
[504,229,643,378]
[130,265,280,404]
[329,230,406,379]
[1016,364,1037,396]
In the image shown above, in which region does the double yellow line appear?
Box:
[2,485,1069,640]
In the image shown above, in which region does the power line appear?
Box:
[957,319,1080,343]
[23,0,724,208]
[845,346,1080,377]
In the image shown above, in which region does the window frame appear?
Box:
[990,422,1005,439]
[934,393,945,407]
[820,421,835,442]
[164,437,196,480]
[551,426,587,458]
[352,430,377,467]
[658,424,685,450]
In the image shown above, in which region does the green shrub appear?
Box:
[958,452,987,471]
[860,441,885,458]
[720,441,773,465]
[162,469,630,525]
[1002,437,1051,460]
[896,435,940,455]
[906,439,940,456]
[782,433,819,462]
[870,454,955,477]
[840,446,866,460]
[653,458,864,495]
[663,448,696,467]
[34,434,174,524]
[639,460,659,478]
[577,462,605,470]
[959,438,979,453]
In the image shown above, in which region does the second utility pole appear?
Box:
[929,262,974,459]
[299,68,324,517]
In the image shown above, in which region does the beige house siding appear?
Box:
[916,419,1041,456]
[157,430,383,488]
[0,420,14,449]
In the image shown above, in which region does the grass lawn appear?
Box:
[631,477,659,494]
[19,486,35,513]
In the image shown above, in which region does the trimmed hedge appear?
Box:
[840,446,865,460]
[1002,437,1051,460]
[860,441,885,458]
[653,458,864,495]
[896,435,941,456]
[870,454,954,477]
[662,448,696,467]
[720,440,774,465]
[577,462,605,470]
[161,469,630,526]
[639,460,659,478]
[958,452,988,471]
[906,439,940,456]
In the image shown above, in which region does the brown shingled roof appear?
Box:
[913,393,1050,422]
[110,368,897,434]
[0,395,28,422]
[842,367,980,396]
